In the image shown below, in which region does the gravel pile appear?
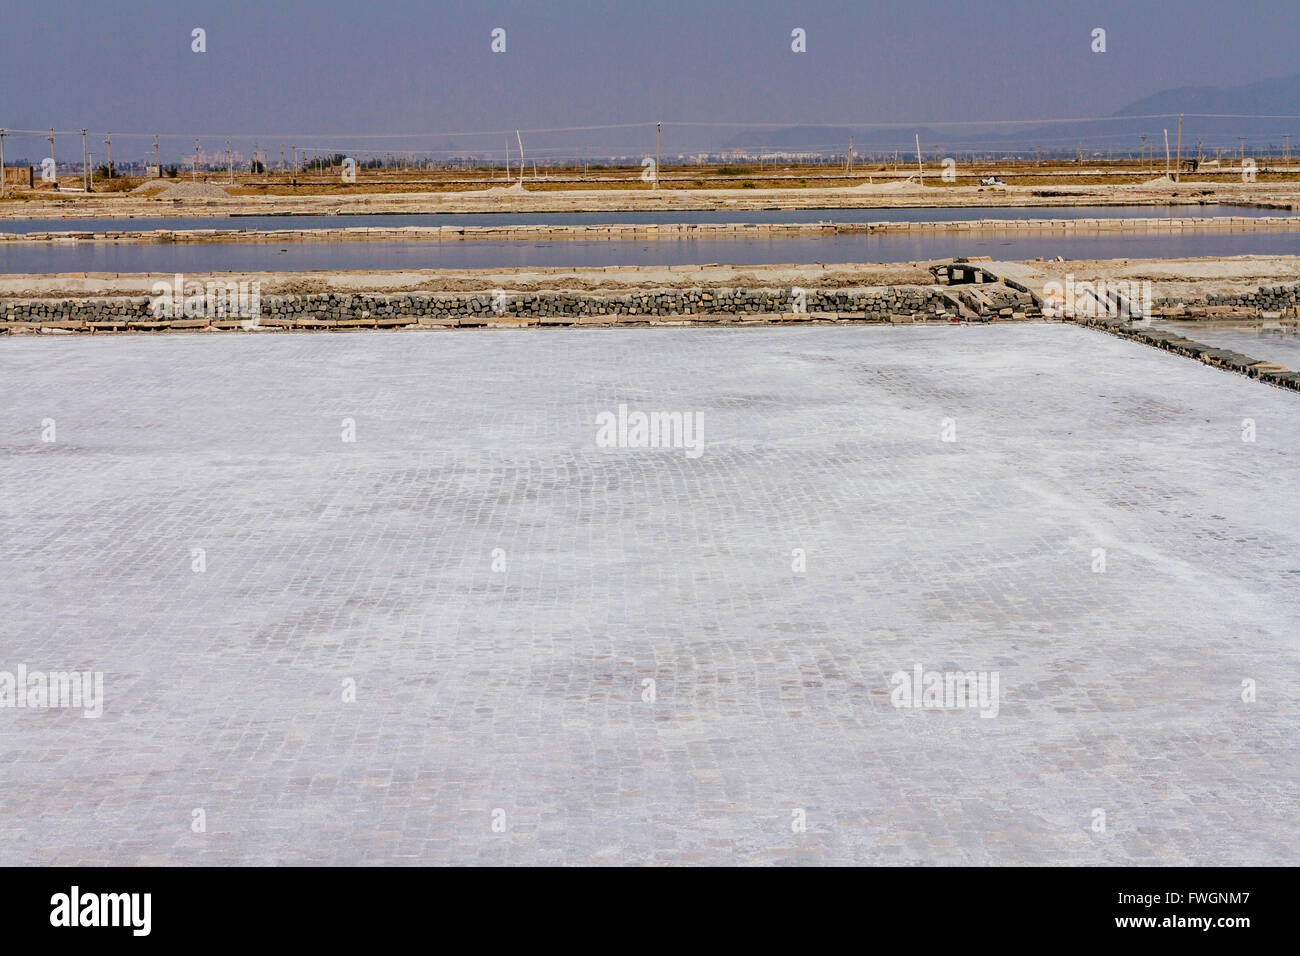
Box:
[152,181,232,200]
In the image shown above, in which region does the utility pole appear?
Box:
[1240,137,1245,168]
[847,135,853,176]
[154,135,160,175]
[48,128,55,186]
[1284,134,1290,165]
[0,128,6,198]
[656,121,661,189]
[105,131,112,179]
[194,139,199,181]
[81,129,88,192]
[1175,114,1182,181]
[226,139,232,183]
[1163,129,1170,179]
[516,130,524,185]
[915,133,924,185]
[1141,134,1147,171]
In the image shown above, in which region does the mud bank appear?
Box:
[5,215,1299,246]
[5,179,1300,221]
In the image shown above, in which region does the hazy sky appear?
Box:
[3,0,1298,160]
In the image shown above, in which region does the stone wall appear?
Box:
[1205,282,1300,311]
[2,286,970,332]
[1151,281,1300,316]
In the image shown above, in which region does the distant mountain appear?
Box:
[1116,73,1300,118]
[719,74,1300,157]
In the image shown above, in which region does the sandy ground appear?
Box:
[5,214,1300,247]
[0,262,935,297]
[2,256,1297,300]
[4,178,1298,220]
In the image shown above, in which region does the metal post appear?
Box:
[656,121,661,189]
[82,129,88,192]
[1175,114,1182,181]
[0,128,6,198]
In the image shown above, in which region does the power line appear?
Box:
[5,112,1300,141]
[0,122,659,140]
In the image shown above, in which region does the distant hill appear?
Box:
[1116,73,1300,118]
[720,74,1300,158]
